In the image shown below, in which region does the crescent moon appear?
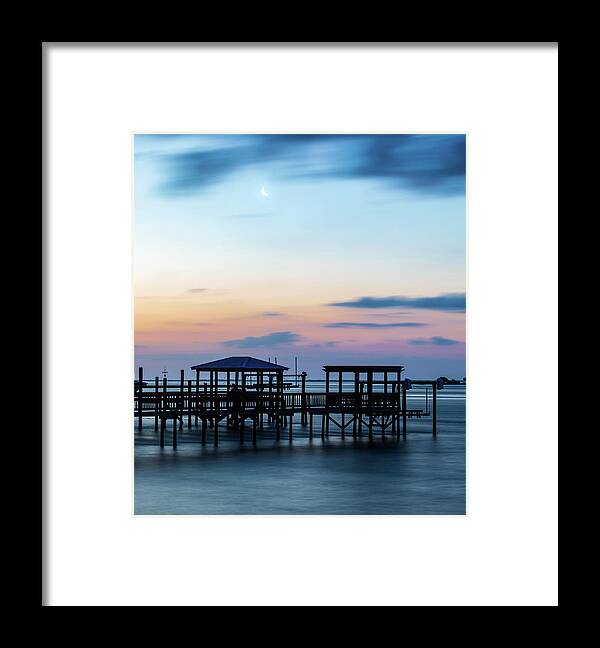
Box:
[260,186,269,197]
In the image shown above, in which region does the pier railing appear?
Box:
[134,390,407,416]
[134,372,442,446]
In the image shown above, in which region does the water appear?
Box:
[134,385,465,515]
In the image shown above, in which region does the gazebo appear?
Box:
[322,364,405,395]
[190,356,289,445]
[321,364,405,440]
[190,356,289,393]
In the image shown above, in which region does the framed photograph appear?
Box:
[43,42,558,605]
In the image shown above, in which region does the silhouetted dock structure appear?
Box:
[134,356,446,448]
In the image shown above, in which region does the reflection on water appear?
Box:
[134,386,465,515]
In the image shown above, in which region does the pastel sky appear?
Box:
[134,134,466,379]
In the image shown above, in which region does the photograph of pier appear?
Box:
[134,134,466,515]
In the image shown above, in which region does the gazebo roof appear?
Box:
[191,356,289,371]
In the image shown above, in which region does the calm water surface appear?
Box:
[134,386,465,515]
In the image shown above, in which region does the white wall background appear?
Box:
[44,43,558,606]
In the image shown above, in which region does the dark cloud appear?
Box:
[162,148,252,194]
[324,322,428,329]
[157,134,465,197]
[328,293,466,312]
[223,331,300,348]
[408,336,460,346]
[262,311,283,317]
[356,134,465,195]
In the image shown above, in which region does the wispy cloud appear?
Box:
[156,134,465,197]
[262,311,283,317]
[324,322,428,329]
[185,288,208,294]
[328,293,466,312]
[301,340,339,348]
[408,336,460,346]
[223,331,300,348]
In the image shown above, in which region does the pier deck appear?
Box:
[134,359,443,448]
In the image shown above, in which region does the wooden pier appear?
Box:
[134,357,444,448]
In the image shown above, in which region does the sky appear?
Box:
[134,134,466,380]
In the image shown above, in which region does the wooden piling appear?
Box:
[187,380,192,428]
[432,382,437,436]
[162,377,167,435]
[368,371,373,441]
[325,371,330,438]
[354,371,359,439]
[203,382,208,424]
[195,369,200,426]
[268,374,273,423]
[259,372,264,428]
[137,367,143,430]
[154,376,159,432]
[402,383,407,439]
[214,379,219,447]
[339,371,344,439]
[179,369,184,431]
[301,372,307,425]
